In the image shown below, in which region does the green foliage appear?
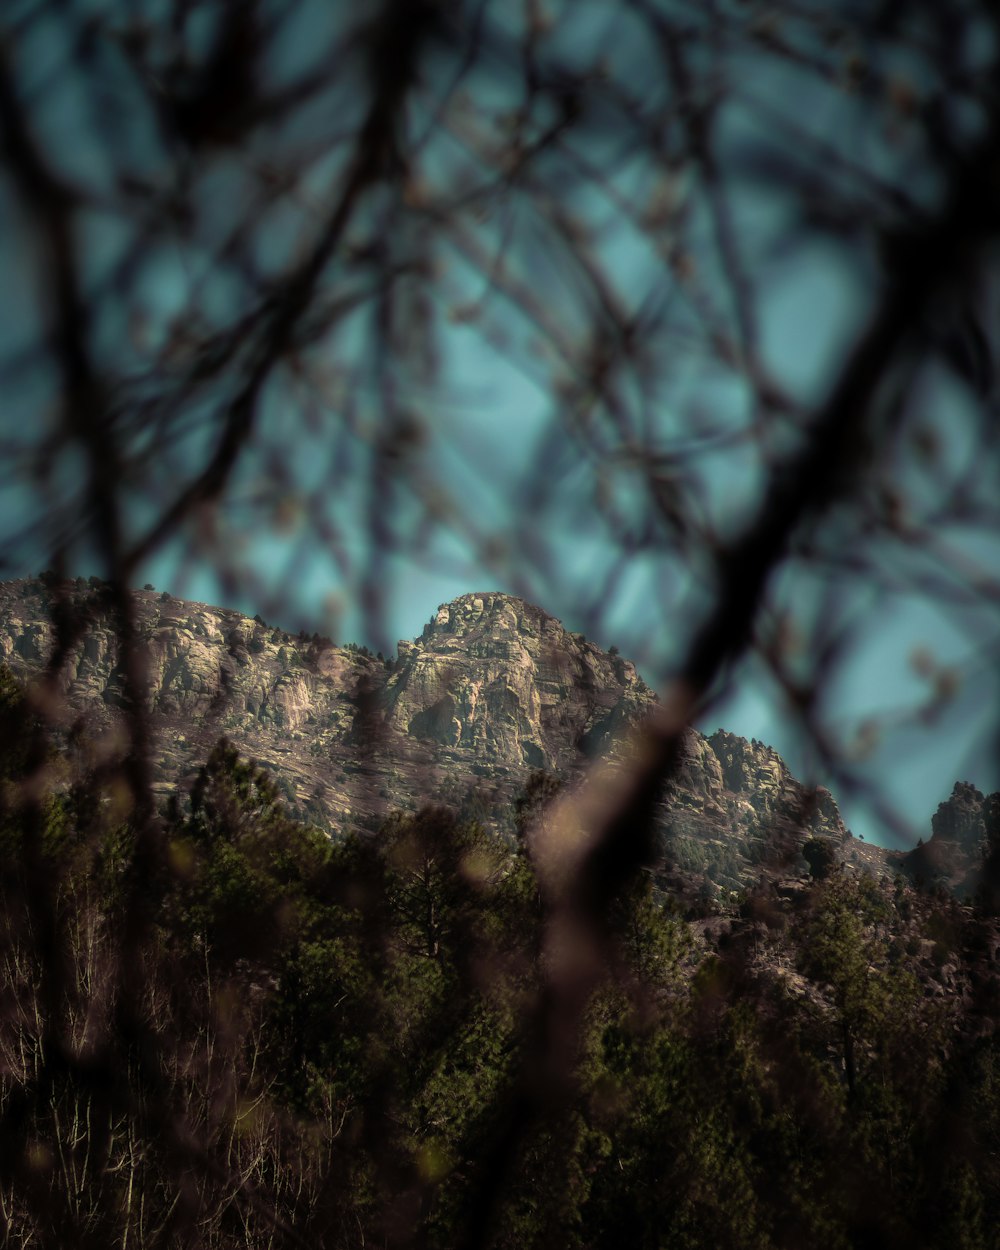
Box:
[513,768,563,838]
[609,873,691,986]
[0,663,32,783]
[2,732,999,1248]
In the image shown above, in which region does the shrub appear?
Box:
[802,837,837,880]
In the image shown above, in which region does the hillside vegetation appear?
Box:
[2,666,999,1249]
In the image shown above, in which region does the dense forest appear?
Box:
[3,664,999,1249]
[3,1,1000,1244]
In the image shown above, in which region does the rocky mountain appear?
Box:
[1,576,856,892]
[902,780,1000,897]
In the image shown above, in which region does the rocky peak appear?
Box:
[386,592,649,769]
[901,782,1000,895]
[419,592,549,641]
[705,729,845,840]
[0,577,866,893]
[931,781,992,847]
[708,730,788,799]
[900,780,1000,900]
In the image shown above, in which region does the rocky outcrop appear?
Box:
[0,577,856,892]
[383,593,652,769]
[931,781,995,848]
[706,730,845,839]
[903,781,1000,895]
[648,728,850,889]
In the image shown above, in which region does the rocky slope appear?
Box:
[1,576,858,892]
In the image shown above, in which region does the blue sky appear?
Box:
[126,230,1000,851]
[2,1,998,851]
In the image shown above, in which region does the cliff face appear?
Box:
[903,781,1000,895]
[0,578,853,891]
[930,781,1000,849]
[385,593,652,768]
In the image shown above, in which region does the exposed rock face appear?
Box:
[1,577,853,892]
[706,730,845,839]
[653,728,852,887]
[904,781,1000,895]
[931,781,994,847]
[384,593,651,769]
